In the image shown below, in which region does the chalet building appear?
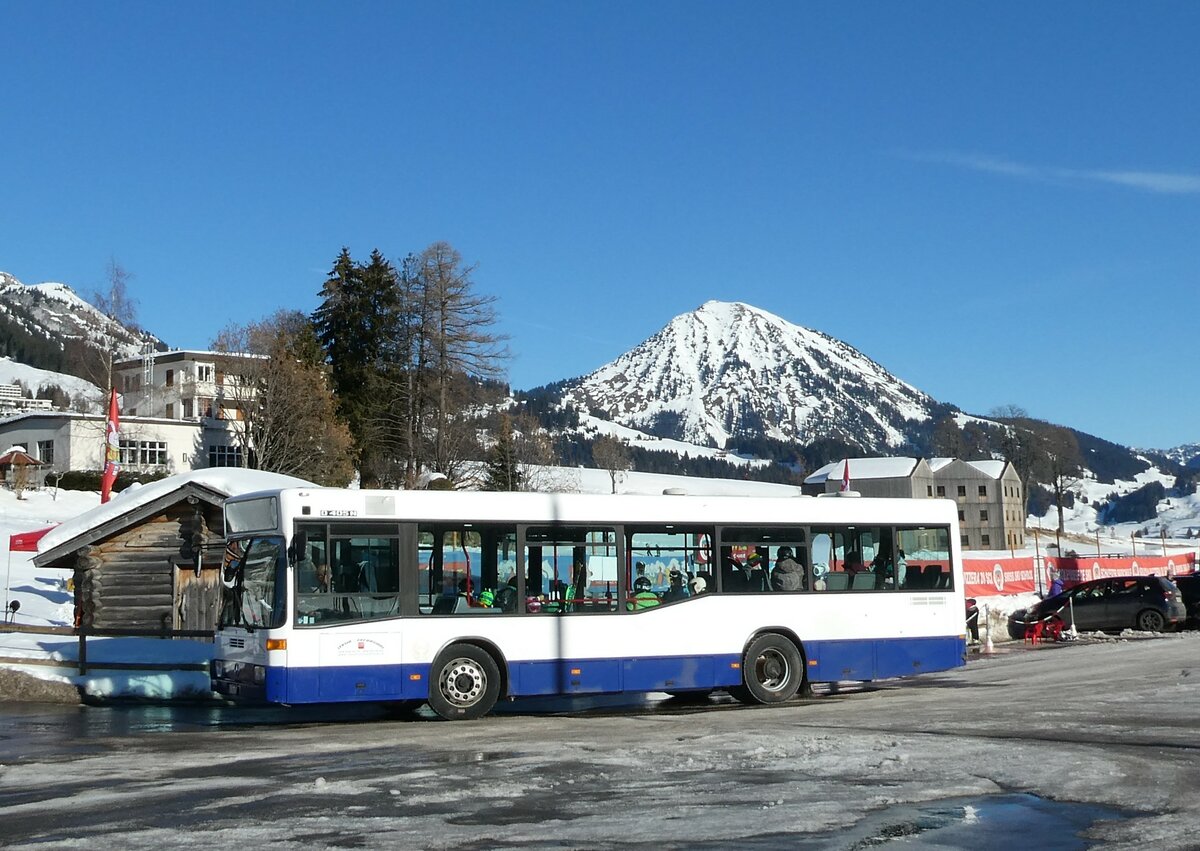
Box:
[33,469,310,632]
[0,350,257,476]
[803,457,1025,552]
[928,458,1025,552]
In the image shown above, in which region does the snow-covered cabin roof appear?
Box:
[804,457,920,485]
[34,469,315,567]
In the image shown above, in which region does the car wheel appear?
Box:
[733,633,804,705]
[1136,609,1166,632]
[428,644,501,721]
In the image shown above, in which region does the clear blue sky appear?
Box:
[3,2,1197,450]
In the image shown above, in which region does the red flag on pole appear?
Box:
[840,459,851,493]
[9,526,56,552]
[100,388,120,504]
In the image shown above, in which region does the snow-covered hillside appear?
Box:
[0,271,162,380]
[0,356,102,412]
[563,301,939,449]
[1048,462,1200,544]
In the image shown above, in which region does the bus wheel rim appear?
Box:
[755,649,790,692]
[442,658,485,705]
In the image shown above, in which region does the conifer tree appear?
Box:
[313,242,507,488]
[484,413,521,491]
[313,248,402,485]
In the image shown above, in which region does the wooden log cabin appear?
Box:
[33,471,309,633]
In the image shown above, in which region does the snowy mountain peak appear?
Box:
[0,271,163,365]
[564,301,941,450]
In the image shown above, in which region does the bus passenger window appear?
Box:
[811,526,889,592]
[625,526,714,607]
[895,526,952,591]
[524,526,618,615]
[419,525,517,616]
[297,533,400,626]
[718,526,807,594]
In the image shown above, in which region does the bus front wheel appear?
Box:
[428,644,501,721]
[731,633,804,705]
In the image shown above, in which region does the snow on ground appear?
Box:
[1049,462,1200,543]
[5,639,1200,849]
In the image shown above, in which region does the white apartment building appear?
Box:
[0,382,53,414]
[0,351,256,479]
[114,349,258,424]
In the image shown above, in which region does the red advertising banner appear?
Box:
[1044,554,1197,589]
[963,557,1038,598]
[965,553,1199,599]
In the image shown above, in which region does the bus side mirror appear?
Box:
[290,531,308,564]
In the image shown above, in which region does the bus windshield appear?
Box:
[219,536,287,629]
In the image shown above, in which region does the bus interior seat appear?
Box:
[824,572,849,591]
[851,572,875,590]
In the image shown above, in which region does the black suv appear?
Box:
[1169,574,1200,629]
[1007,575,1186,639]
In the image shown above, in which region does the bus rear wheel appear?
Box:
[731,633,804,705]
[428,644,501,721]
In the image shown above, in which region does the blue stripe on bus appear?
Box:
[263,635,966,705]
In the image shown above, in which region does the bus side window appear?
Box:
[896,526,952,592]
[524,526,618,615]
[419,526,517,616]
[718,527,806,594]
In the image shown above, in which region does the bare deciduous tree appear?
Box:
[989,405,1039,515]
[592,435,631,494]
[84,259,141,401]
[512,413,576,492]
[212,311,355,485]
[1043,427,1082,534]
[415,242,509,480]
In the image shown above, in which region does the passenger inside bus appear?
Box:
[662,569,688,603]
[628,575,660,610]
[566,559,588,611]
[494,575,518,612]
[296,546,330,593]
[770,546,805,591]
[744,552,768,591]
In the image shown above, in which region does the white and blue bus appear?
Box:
[212,488,966,719]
